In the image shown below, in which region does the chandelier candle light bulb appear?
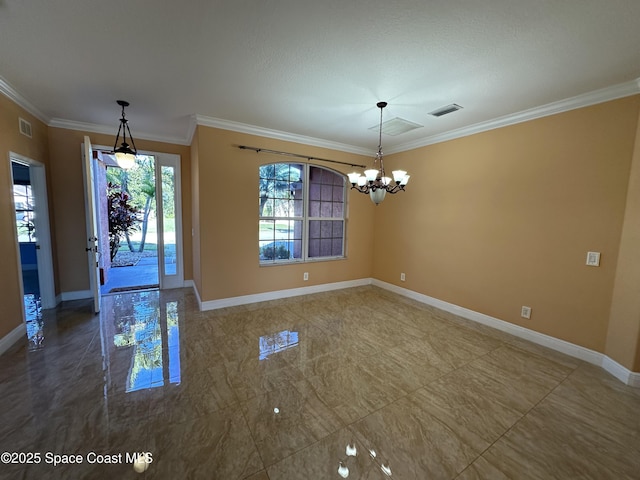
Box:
[348,102,410,204]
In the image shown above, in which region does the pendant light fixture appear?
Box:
[348,102,410,205]
[112,100,138,169]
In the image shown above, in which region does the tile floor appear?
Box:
[1,286,639,479]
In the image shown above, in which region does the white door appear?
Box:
[155,153,184,289]
[82,136,101,313]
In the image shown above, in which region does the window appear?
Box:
[259,163,346,263]
[14,183,36,242]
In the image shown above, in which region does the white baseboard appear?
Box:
[601,356,640,387]
[187,277,639,387]
[183,280,194,289]
[198,278,372,311]
[0,323,26,356]
[372,279,640,387]
[58,290,92,301]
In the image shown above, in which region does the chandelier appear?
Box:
[112,100,138,169]
[348,102,410,205]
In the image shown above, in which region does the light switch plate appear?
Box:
[586,252,600,267]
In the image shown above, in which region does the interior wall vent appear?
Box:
[368,117,423,136]
[19,117,32,138]
[429,104,463,117]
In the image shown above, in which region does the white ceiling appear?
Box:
[1,0,640,153]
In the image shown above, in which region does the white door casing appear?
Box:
[82,136,101,313]
[8,152,56,309]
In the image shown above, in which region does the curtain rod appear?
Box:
[238,145,367,169]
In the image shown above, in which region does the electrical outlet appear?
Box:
[400,273,406,282]
[303,272,309,281]
[521,306,532,319]
[586,251,600,266]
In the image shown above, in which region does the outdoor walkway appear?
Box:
[100,256,159,294]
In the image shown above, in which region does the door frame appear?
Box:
[155,152,184,289]
[8,152,56,309]
[92,145,184,290]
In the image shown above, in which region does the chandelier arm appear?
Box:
[124,122,137,154]
[350,185,370,194]
[113,122,124,152]
[386,185,405,194]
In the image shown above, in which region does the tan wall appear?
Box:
[0,96,50,338]
[193,126,374,301]
[374,96,640,354]
[606,105,640,370]
[47,128,192,294]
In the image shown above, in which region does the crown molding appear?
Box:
[186,115,198,144]
[194,114,373,156]
[4,72,639,155]
[47,118,191,146]
[386,77,640,154]
[0,75,50,124]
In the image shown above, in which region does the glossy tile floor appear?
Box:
[1,286,639,479]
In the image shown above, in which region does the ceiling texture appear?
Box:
[1,0,640,154]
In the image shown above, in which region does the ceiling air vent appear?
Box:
[19,117,32,138]
[369,117,423,136]
[429,104,463,117]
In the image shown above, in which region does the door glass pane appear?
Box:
[161,166,176,276]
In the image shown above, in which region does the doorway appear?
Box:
[101,153,160,294]
[84,142,184,298]
[9,154,56,349]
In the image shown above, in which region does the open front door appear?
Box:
[82,136,100,313]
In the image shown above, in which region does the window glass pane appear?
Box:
[333,185,344,202]
[14,184,36,242]
[292,238,303,259]
[320,202,332,217]
[321,184,333,201]
[309,200,320,217]
[309,239,320,257]
[321,220,332,237]
[309,184,321,201]
[259,220,276,242]
[309,220,320,238]
[161,166,176,277]
[320,239,332,256]
[274,188,289,199]
[309,166,322,183]
[273,198,295,217]
[333,221,344,237]
[332,239,343,256]
[260,198,274,217]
